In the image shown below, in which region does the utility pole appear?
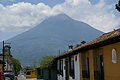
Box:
[2,41,11,72]
[2,41,5,72]
[59,49,60,55]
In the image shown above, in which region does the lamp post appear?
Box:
[2,41,5,72]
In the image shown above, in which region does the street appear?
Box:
[17,75,37,80]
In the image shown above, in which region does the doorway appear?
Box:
[65,58,69,80]
[94,54,104,80]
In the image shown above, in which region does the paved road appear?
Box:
[17,75,37,80]
[26,78,37,80]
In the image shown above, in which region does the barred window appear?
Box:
[82,55,90,78]
[69,56,75,79]
[57,60,63,76]
[57,60,60,74]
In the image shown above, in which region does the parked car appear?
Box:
[25,70,37,79]
[5,77,11,80]
[0,70,4,80]
[4,73,15,80]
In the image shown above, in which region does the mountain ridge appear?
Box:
[5,14,103,66]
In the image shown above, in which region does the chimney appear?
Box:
[68,44,73,51]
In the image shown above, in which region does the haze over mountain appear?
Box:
[6,14,103,66]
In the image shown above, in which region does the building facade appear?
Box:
[56,28,120,80]
[0,45,13,73]
[0,60,5,70]
[78,29,120,80]
[36,60,57,80]
[56,52,80,80]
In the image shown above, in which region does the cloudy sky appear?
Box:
[0,0,120,41]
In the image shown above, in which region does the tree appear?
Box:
[75,40,86,48]
[81,40,86,44]
[116,0,120,12]
[12,58,22,75]
[39,56,56,66]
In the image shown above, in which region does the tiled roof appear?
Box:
[75,28,120,50]
[56,28,120,59]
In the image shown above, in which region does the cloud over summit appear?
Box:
[0,0,119,32]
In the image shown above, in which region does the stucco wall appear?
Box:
[57,58,65,80]
[80,42,120,80]
[103,42,120,80]
[57,54,80,80]
[69,54,80,80]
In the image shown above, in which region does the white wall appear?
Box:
[69,54,80,80]
[75,54,80,80]
[57,54,80,80]
[57,58,65,80]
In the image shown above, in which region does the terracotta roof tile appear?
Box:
[76,28,120,50]
[56,28,120,59]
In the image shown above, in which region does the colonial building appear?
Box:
[55,46,80,80]
[0,45,13,73]
[0,60,5,70]
[76,29,120,80]
[36,60,57,80]
[56,28,120,80]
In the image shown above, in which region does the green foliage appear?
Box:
[116,0,120,12]
[75,44,82,48]
[75,40,86,48]
[39,56,56,66]
[12,58,22,75]
[81,40,86,44]
[24,67,35,70]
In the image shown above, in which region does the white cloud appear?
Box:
[0,0,14,2]
[0,0,119,32]
[0,2,52,32]
[52,0,120,32]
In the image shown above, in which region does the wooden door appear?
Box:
[65,58,69,80]
[94,55,104,80]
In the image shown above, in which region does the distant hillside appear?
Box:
[6,14,103,66]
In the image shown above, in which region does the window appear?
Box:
[69,57,75,79]
[60,60,63,76]
[37,69,43,78]
[112,48,117,63]
[57,60,60,74]
[57,60,63,76]
[26,72,31,75]
[75,55,77,61]
[81,54,90,78]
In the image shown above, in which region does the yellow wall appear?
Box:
[79,42,120,80]
[88,50,94,80]
[103,42,120,80]
[80,53,83,80]
[26,70,37,79]
[80,50,95,80]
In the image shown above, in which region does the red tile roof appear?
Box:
[75,28,120,50]
[56,28,120,59]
